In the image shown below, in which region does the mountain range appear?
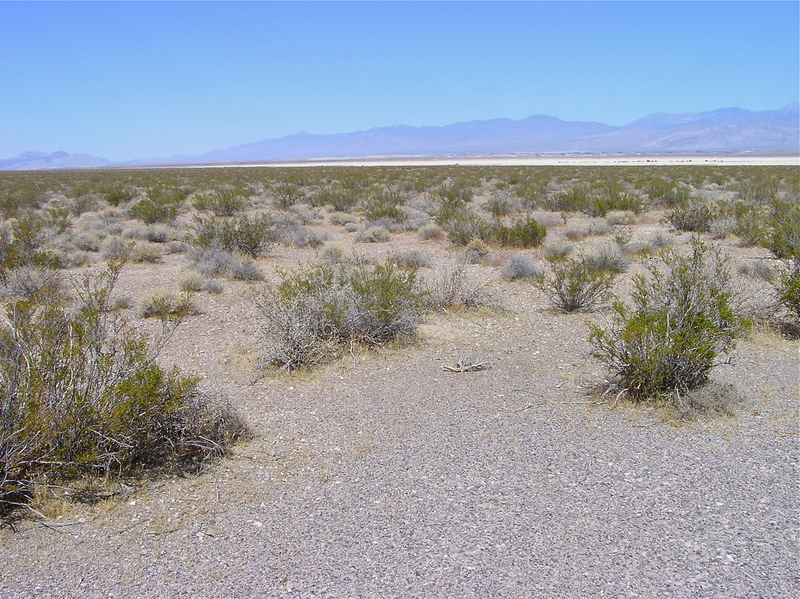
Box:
[2,103,797,170]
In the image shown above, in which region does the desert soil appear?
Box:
[1,207,798,598]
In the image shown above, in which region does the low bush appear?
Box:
[590,240,750,402]
[193,214,276,258]
[129,187,187,224]
[502,254,541,281]
[256,259,422,370]
[493,217,548,248]
[137,287,198,319]
[192,188,246,216]
[666,203,716,233]
[356,226,391,243]
[0,262,248,520]
[423,264,485,310]
[583,242,629,274]
[535,255,618,313]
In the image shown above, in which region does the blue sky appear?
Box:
[1,1,797,162]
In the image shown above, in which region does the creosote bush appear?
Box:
[590,240,750,403]
[256,259,422,371]
[193,213,276,258]
[0,261,249,521]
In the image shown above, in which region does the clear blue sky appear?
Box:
[1,1,797,162]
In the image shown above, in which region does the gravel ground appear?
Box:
[1,222,798,598]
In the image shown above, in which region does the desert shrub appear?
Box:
[423,264,484,310]
[502,254,541,281]
[611,224,634,246]
[329,212,359,226]
[356,226,391,243]
[591,191,644,217]
[606,210,636,226]
[191,248,248,278]
[317,184,358,212]
[388,250,432,270]
[583,242,629,274]
[73,232,101,252]
[362,187,407,222]
[0,262,248,519]
[101,235,131,261]
[418,223,444,240]
[129,242,163,264]
[272,182,304,209]
[202,279,224,294]
[137,287,198,319]
[535,255,618,313]
[256,259,422,370]
[276,223,325,248]
[193,214,276,258]
[543,242,574,260]
[493,217,547,248]
[228,256,264,282]
[444,212,494,246]
[590,240,749,401]
[141,224,172,243]
[776,264,800,321]
[484,192,518,217]
[178,271,206,293]
[129,187,187,224]
[192,188,246,216]
[666,203,716,233]
[104,185,137,207]
[645,178,692,208]
[547,185,591,213]
[4,266,62,300]
[67,194,99,217]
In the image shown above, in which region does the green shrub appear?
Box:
[590,240,749,401]
[193,214,276,257]
[129,187,187,224]
[0,262,248,519]
[535,255,617,313]
[666,203,716,233]
[362,187,407,222]
[493,217,547,248]
[192,188,246,216]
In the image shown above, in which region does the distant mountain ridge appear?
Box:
[3,104,798,170]
[0,151,112,171]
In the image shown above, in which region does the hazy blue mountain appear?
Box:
[151,103,797,164]
[0,151,112,170]
[4,104,797,170]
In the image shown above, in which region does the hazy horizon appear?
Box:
[2,1,797,162]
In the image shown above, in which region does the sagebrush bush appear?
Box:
[0,262,249,519]
[356,226,391,243]
[590,240,750,402]
[583,242,629,274]
[502,254,541,281]
[190,248,263,281]
[535,255,617,313]
[493,217,548,248]
[256,259,422,370]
